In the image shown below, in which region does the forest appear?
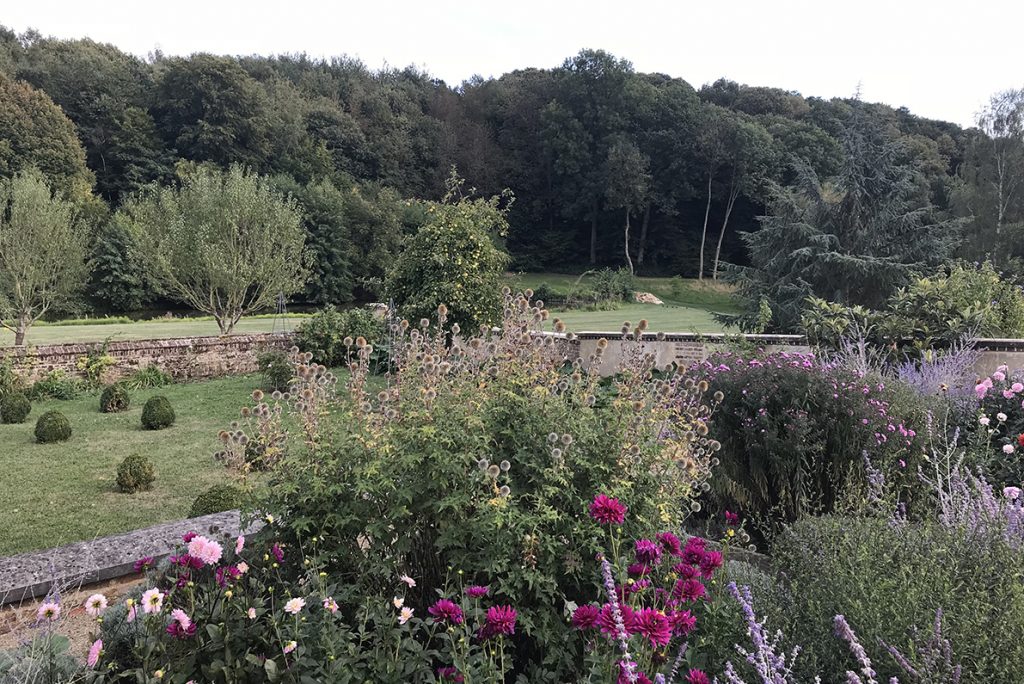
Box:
[1,25,1022,329]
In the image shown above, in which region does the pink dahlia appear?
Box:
[673,562,699,580]
[673,578,706,603]
[598,603,637,636]
[572,604,601,629]
[686,669,711,684]
[428,599,464,625]
[437,667,465,682]
[87,639,102,668]
[482,605,517,638]
[699,550,723,578]
[271,543,285,563]
[632,608,672,647]
[589,494,627,525]
[634,539,662,565]
[186,535,223,566]
[464,585,490,599]
[669,609,697,636]
[656,531,682,556]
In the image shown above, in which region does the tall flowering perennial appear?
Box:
[721,582,813,684]
[968,364,1024,487]
[880,609,962,684]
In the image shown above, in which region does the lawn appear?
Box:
[508,272,739,332]
[0,374,264,556]
[0,316,309,347]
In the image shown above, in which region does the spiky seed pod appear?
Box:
[252,390,265,402]
[230,421,240,429]
[551,448,562,459]
[438,304,448,317]
[487,464,500,478]
[596,338,609,350]
[499,460,511,472]
[713,391,724,402]
[478,458,490,470]
[241,407,251,418]
[554,320,566,333]
[524,288,534,298]
[656,331,666,341]
[638,319,649,332]
[355,336,367,349]
[290,346,300,354]
[547,433,559,444]
[501,286,511,296]
[561,434,573,446]
[499,485,511,497]
[420,318,431,328]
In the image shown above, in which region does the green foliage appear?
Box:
[258,293,716,679]
[699,351,926,535]
[387,173,512,333]
[0,391,30,423]
[121,365,173,390]
[0,357,24,399]
[88,216,153,311]
[189,483,242,517]
[34,409,71,443]
[141,395,175,430]
[99,382,130,413]
[771,515,1024,683]
[256,349,292,392]
[76,339,116,387]
[122,164,309,333]
[28,370,84,401]
[0,632,79,683]
[116,453,155,493]
[294,305,386,368]
[0,71,94,199]
[726,104,960,332]
[0,169,90,345]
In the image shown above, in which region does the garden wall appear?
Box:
[2,333,294,383]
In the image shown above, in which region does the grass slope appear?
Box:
[0,316,308,347]
[0,375,260,556]
[508,272,738,332]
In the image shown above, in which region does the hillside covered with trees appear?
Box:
[1,26,1022,331]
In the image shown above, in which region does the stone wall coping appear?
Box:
[0,511,260,607]
[567,331,808,344]
[1,332,293,356]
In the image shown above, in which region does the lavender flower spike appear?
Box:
[833,615,877,684]
[601,556,638,684]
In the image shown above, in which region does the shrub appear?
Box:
[771,514,1024,683]
[250,293,718,679]
[968,365,1024,487]
[695,351,925,535]
[386,172,511,334]
[0,392,30,424]
[76,339,117,387]
[189,484,242,517]
[99,383,130,413]
[34,410,71,443]
[28,370,84,401]
[0,357,24,399]
[116,453,155,493]
[294,304,386,369]
[141,395,175,430]
[589,266,636,302]
[121,364,173,390]
[256,349,292,392]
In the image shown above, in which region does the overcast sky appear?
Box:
[5,0,1020,127]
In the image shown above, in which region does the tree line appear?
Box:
[1,26,1022,329]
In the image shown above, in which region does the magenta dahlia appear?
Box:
[589,494,627,525]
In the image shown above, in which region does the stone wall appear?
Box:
[2,333,294,383]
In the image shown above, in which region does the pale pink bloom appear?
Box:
[236,561,249,574]
[998,412,1008,423]
[994,371,1007,382]
[126,604,138,623]
[36,602,60,621]
[976,383,989,399]
[284,597,306,615]
[1013,383,1024,393]
[247,607,257,620]
[84,593,107,617]
[141,588,165,614]
[187,536,223,566]
[171,608,192,629]
[235,535,245,555]
[1005,390,1017,399]
[283,640,297,654]
[980,416,991,426]
[1003,444,1016,455]
[399,606,414,624]
[399,574,416,588]
[1004,486,1022,500]
[393,596,404,609]
[87,639,103,668]
[323,597,339,614]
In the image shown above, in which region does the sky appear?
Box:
[4,0,1021,127]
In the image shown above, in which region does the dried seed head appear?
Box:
[252,390,264,402]
[499,485,511,497]
[420,318,431,329]
[499,460,511,472]
[547,433,559,444]
[437,304,448,317]
[487,464,501,478]
[477,458,490,470]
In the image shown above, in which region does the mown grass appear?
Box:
[0,374,264,556]
[0,316,309,347]
[508,272,738,332]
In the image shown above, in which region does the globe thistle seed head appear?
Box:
[499,485,511,497]
[499,460,511,472]
[487,464,501,478]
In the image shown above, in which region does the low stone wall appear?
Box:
[2,333,294,383]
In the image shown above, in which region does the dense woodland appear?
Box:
[1,26,1023,328]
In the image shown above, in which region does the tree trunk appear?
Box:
[589,199,599,265]
[698,174,713,280]
[13,313,30,346]
[637,204,651,266]
[624,208,634,275]
[712,186,740,280]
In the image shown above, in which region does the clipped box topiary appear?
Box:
[189,484,243,517]
[35,410,71,443]
[100,383,131,413]
[116,453,155,493]
[0,392,31,424]
[141,395,175,430]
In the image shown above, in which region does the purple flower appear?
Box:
[685,670,710,684]
[464,585,489,599]
[590,495,627,525]
[669,609,697,636]
[166,621,197,639]
[133,557,154,573]
[182,531,197,543]
[724,510,739,526]
[572,604,601,629]
[627,563,652,577]
[673,579,706,603]
[436,667,465,682]
[271,543,285,563]
[428,599,464,625]
[634,539,662,565]
[682,537,706,565]
[481,604,517,638]
[656,531,682,556]
[698,551,723,579]
[633,608,672,647]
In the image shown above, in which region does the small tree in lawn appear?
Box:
[125,165,308,334]
[387,170,511,333]
[0,169,89,346]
